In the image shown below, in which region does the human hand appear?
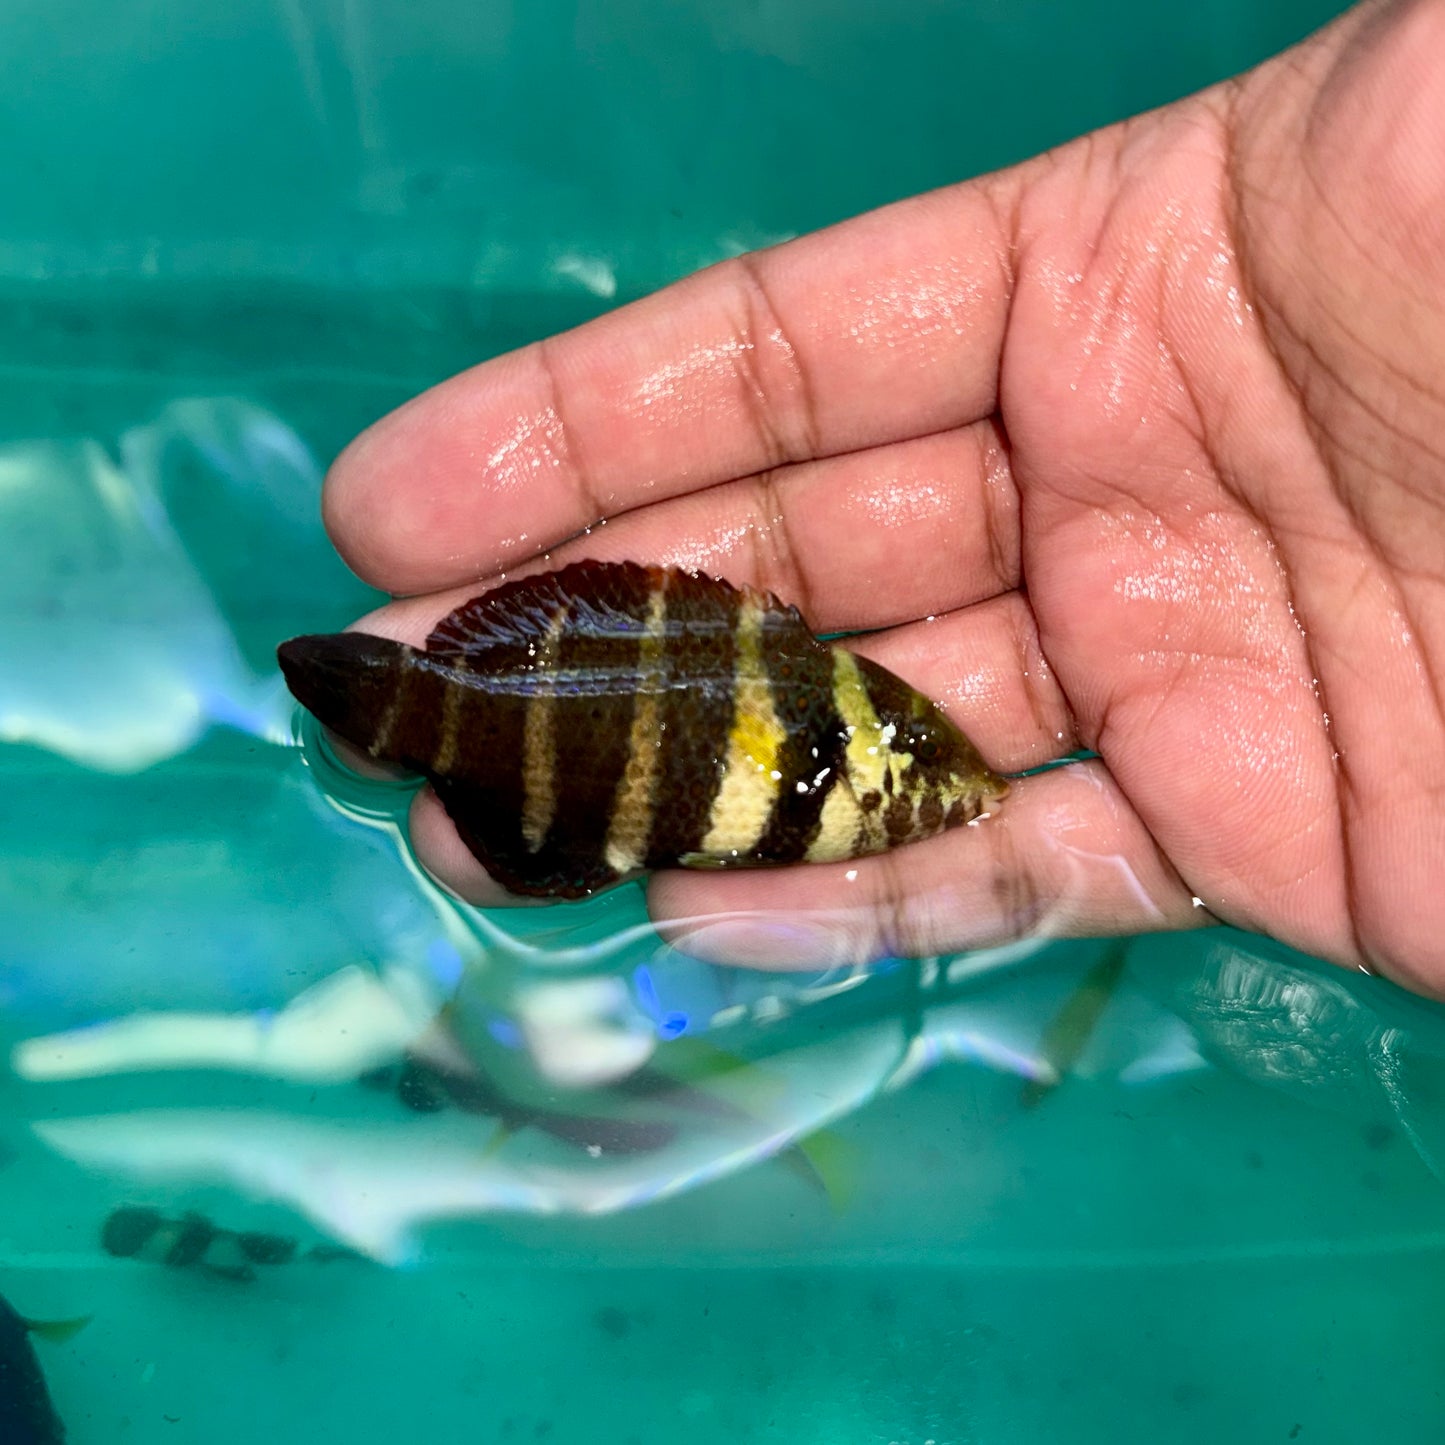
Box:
[318,0,1445,994]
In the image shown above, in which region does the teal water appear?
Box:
[11,1,1445,1441]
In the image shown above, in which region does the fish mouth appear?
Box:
[277,633,368,729]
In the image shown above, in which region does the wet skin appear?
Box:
[317,0,1445,995]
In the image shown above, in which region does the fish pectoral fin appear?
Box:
[25,1314,92,1345]
[675,851,744,871]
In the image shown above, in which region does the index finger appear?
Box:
[324,180,1018,596]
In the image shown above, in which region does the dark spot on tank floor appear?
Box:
[866,1286,896,1319]
[593,1305,630,1339]
[1362,1121,1396,1151]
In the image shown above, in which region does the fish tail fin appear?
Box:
[25,1314,92,1345]
[783,1128,862,1215]
[479,1120,519,1159]
[1020,939,1132,1109]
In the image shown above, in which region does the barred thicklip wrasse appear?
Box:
[278,560,1007,899]
[100,1207,361,1281]
[100,1207,298,1283]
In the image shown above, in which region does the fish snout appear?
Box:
[276,631,410,754]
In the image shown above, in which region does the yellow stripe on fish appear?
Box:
[604,580,670,874]
[520,600,570,853]
[697,591,788,861]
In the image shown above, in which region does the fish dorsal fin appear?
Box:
[426,559,660,660]
[424,559,812,661]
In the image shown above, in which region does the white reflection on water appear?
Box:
[0,399,340,771]
[0,436,262,769]
[13,964,440,1085]
[32,1017,905,1263]
[1181,937,1445,1178]
[23,922,1445,1270]
[25,924,1445,1273]
[18,920,1208,1263]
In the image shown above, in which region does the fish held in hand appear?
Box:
[278,560,1007,898]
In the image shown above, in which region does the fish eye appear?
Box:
[908,725,940,762]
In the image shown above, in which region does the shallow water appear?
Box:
[12,1,1442,1441]
[9,911,1445,1441]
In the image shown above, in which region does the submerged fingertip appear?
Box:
[407,789,552,909]
[648,876,879,971]
[318,724,413,783]
[661,916,854,971]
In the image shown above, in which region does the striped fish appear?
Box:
[277,560,1007,899]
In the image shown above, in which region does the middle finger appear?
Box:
[354,418,1019,641]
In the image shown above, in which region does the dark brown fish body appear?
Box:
[278,561,1006,898]
[100,1206,298,1283]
